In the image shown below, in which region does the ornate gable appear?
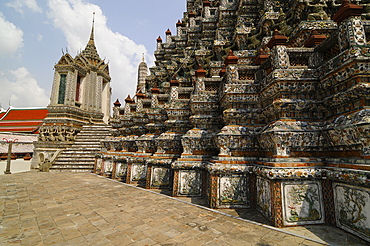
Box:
[55,53,74,67]
[74,55,88,68]
[101,63,109,76]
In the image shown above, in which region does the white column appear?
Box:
[101,82,111,123]
[49,71,60,106]
[83,73,92,111]
[88,72,97,111]
[65,70,76,106]
[96,76,103,112]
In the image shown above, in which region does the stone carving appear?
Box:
[114,162,127,179]
[38,125,78,142]
[39,158,52,172]
[282,181,324,226]
[181,129,217,155]
[179,170,202,196]
[65,128,76,142]
[97,0,370,240]
[334,183,370,241]
[131,164,147,181]
[151,167,170,188]
[95,157,102,173]
[217,125,256,156]
[307,6,329,21]
[324,109,370,157]
[254,166,323,180]
[38,128,47,142]
[103,159,113,174]
[219,175,249,207]
[257,177,271,218]
[326,167,370,187]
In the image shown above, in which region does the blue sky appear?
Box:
[0,0,186,108]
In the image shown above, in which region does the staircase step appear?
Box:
[49,168,94,173]
[50,163,94,168]
[69,143,101,146]
[76,133,110,136]
[57,156,96,159]
[67,146,101,149]
[51,163,94,168]
[59,151,97,155]
[51,124,112,172]
[54,159,95,163]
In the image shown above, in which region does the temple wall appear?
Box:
[96,0,370,242]
[0,159,31,174]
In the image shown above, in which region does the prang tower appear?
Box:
[99,0,370,242]
[33,15,112,171]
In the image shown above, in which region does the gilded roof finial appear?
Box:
[89,12,95,44]
[142,53,145,62]
[80,11,101,60]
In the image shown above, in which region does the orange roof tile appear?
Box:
[0,108,5,119]
[0,107,48,133]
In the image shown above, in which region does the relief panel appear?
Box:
[218,174,249,208]
[103,159,113,174]
[282,181,324,226]
[151,167,170,188]
[257,176,271,218]
[179,170,202,196]
[131,164,147,182]
[333,183,370,242]
[114,162,127,180]
[95,158,102,173]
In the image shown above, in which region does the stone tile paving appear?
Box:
[0,172,367,246]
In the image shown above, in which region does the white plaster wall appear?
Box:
[0,159,31,175]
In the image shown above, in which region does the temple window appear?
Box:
[75,75,83,107]
[58,74,67,104]
[76,75,82,102]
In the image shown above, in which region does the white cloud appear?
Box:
[0,13,24,57]
[37,34,43,42]
[6,0,42,14]
[0,67,49,107]
[46,0,151,104]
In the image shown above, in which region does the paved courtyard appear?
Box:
[0,171,367,246]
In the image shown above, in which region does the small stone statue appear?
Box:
[39,158,52,172]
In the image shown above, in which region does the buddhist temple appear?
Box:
[96,0,370,242]
[33,14,112,172]
[35,0,370,242]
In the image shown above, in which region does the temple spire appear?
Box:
[80,12,101,61]
[89,12,95,45]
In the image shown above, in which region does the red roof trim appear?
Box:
[0,128,39,133]
[0,122,42,126]
[0,107,48,134]
[0,108,48,121]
